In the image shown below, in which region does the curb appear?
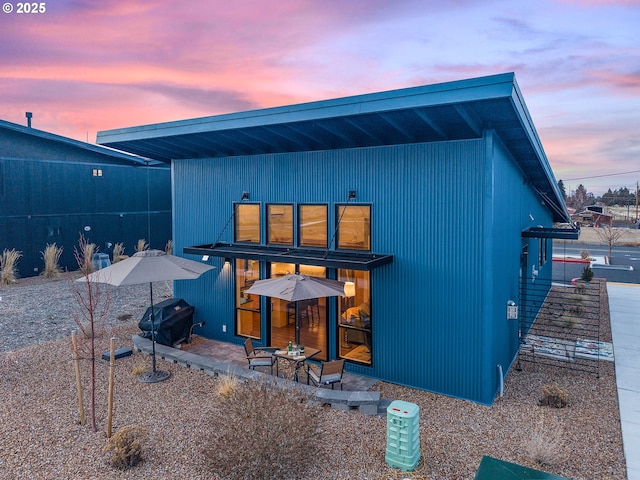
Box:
[131,335,384,416]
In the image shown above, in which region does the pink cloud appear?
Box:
[0,0,637,198]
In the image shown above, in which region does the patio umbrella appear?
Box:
[77,249,214,383]
[245,274,346,343]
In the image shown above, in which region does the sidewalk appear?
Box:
[608,283,640,480]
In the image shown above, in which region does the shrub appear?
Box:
[581,265,594,282]
[0,248,22,285]
[41,243,63,278]
[538,383,569,408]
[164,239,173,255]
[103,425,148,469]
[580,250,591,260]
[205,377,323,479]
[135,239,149,253]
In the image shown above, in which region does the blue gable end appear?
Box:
[97,73,569,404]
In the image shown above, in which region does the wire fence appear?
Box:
[517,276,604,376]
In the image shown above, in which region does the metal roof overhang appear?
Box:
[521,227,580,240]
[183,243,394,271]
[97,72,570,223]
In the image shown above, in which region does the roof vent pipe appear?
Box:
[26,112,33,128]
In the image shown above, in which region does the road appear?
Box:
[552,241,640,284]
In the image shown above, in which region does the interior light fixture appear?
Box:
[344,281,356,298]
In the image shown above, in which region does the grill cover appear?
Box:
[138,297,195,347]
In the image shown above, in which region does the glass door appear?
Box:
[235,259,261,339]
[269,263,328,361]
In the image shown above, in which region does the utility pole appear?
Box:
[636,180,640,222]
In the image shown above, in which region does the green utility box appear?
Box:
[385,400,420,471]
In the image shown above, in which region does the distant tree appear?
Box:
[567,184,594,211]
[598,187,636,207]
[557,180,567,201]
[600,188,615,206]
[595,225,625,260]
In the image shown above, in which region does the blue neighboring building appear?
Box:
[98,73,575,404]
[0,118,172,277]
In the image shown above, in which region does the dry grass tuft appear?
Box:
[216,370,239,398]
[135,239,149,253]
[112,243,129,263]
[0,248,22,285]
[526,412,567,466]
[205,377,323,480]
[81,242,96,273]
[103,425,148,469]
[164,240,173,255]
[131,363,148,376]
[41,243,63,278]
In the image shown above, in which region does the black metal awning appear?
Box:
[184,243,394,271]
[521,226,580,240]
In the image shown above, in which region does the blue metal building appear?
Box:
[98,73,575,404]
[0,118,172,277]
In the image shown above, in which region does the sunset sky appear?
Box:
[1,0,638,196]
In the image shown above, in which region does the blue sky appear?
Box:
[1,0,638,195]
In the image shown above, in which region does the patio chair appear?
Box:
[243,338,278,375]
[306,359,345,390]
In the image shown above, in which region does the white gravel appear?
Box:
[0,275,627,479]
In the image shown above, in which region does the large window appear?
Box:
[338,269,371,365]
[268,204,293,245]
[231,200,374,366]
[235,203,260,243]
[337,205,371,250]
[299,204,327,247]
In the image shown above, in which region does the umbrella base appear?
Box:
[137,369,171,383]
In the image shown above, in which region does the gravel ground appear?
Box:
[0,274,627,479]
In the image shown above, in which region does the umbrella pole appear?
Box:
[295,300,300,345]
[150,282,156,373]
[138,281,171,383]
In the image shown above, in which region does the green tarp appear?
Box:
[474,456,570,480]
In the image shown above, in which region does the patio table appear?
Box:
[273,347,321,382]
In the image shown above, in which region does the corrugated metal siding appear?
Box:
[481,131,556,403]
[172,139,500,402]
[0,152,171,276]
[172,133,557,403]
